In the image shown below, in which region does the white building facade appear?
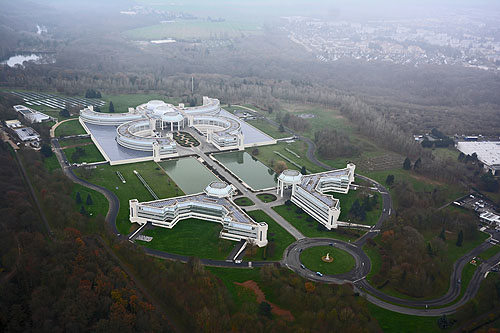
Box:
[277,164,356,230]
[129,181,268,247]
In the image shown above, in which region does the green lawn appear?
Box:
[245,210,296,261]
[364,243,383,283]
[300,245,355,275]
[207,267,261,310]
[71,183,109,219]
[64,144,105,164]
[74,161,183,234]
[272,203,365,242]
[42,154,61,172]
[256,193,277,203]
[59,137,92,147]
[136,219,234,260]
[334,190,382,226]
[368,303,441,333]
[245,119,290,139]
[124,20,262,41]
[55,119,87,137]
[99,93,178,113]
[247,141,324,174]
[364,168,466,210]
[233,197,254,206]
[478,245,500,260]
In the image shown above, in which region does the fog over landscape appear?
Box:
[1,1,500,332]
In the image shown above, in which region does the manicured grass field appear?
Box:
[300,245,355,275]
[256,193,277,203]
[54,119,87,137]
[99,93,178,113]
[334,190,382,226]
[64,144,105,164]
[368,303,441,333]
[42,154,61,172]
[272,203,365,242]
[245,119,290,139]
[247,141,324,174]
[233,196,254,206]
[136,219,234,260]
[59,137,92,147]
[245,210,296,261]
[71,183,109,218]
[74,161,183,234]
[125,20,262,41]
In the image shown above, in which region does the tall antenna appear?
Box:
[191,76,194,94]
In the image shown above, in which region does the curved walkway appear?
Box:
[54,110,498,317]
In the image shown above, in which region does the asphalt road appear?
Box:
[52,138,120,234]
[52,112,500,317]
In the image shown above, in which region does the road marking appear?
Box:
[353,277,365,283]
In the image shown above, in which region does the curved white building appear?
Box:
[79,96,245,163]
[129,181,268,247]
[277,163,356,230]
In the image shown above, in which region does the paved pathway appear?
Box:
[53,108,500,317]
[194,147,305,240]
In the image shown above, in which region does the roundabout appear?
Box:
[284,238,370,284]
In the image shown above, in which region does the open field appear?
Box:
[125,20,262,41]
[42,154,61,172]
[54,119,87,137]
[136,219,234,260]
[207,267,261,309]
[368,303,441,333]
[100,93,178,113]
[245,119,290,139]
[71,183,109,218]
[64,144,105,164]
[245,210,296,261]
[247,141,324,174]
[273,203,366,242]
[74,161,183,234]
[300,245,355,275]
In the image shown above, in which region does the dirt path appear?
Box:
[235,280,294,321]
[61,142,93,149]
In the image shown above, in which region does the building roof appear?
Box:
[456,141,500,167]
[14,127,40,141]
[278,169,303,184]
[204,181,234,198]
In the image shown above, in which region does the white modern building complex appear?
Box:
[13,105,51,123]
[456,141,500,175]
[79,96,271,165]
[277,164,356,229]
[129,181,268,247]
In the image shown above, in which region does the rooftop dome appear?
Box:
[278,169,303,184]
[204,181,234,198]
[146,100,167,111]
[161,111,184,123]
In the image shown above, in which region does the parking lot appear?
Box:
[453,192,498,214]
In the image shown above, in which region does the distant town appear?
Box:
[283,11,500,71]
